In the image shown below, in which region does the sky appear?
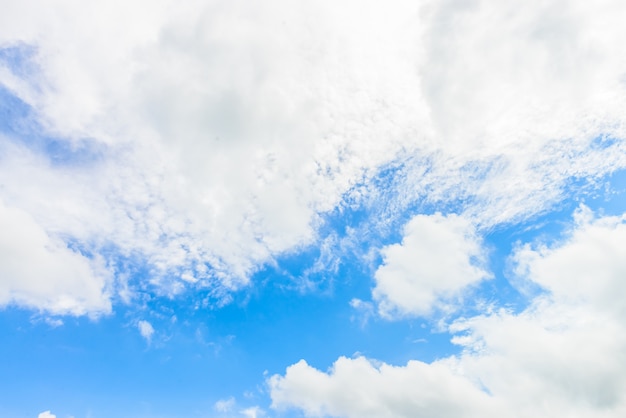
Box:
[1,0,626,417]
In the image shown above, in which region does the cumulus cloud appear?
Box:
[1,0,626,313]
[373,213,489,317]
[270,208,626,417]
[269,357,498,418]
[0,198,111,316]
[137,320,155,343]
[511,205,626,318]
[38,412,56,418]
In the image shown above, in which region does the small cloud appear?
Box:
[373,213,490,318]
[350,298,374,327]
[45,317,64,327]
[240,406,264,418]
[137,320,154,344]
[214,397,235,413]
[38,411,56,418]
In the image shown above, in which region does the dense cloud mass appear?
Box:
[1,0,626,314]
[373,213,489,317]
[1,0,626,416]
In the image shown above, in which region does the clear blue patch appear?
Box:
[0,85,33,135]
[589,134,619,151]
[40,135,108,166]
[0,86,108,166]
[575,167,626,217]
[0,43,38,78]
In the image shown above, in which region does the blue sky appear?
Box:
[2,1,626,417]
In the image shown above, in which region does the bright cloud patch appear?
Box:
[269,357,497,418]
[373,213,489,317]
[0,199,111,316]
[0,0,429,295]
[270,208,626,417]
[240,406,264,418]
[1,0,626,311]
[512,205,626,317]
[37,412,56,418]
[214,397,235,413]
[1,0,626,416]
[137,320,155,343]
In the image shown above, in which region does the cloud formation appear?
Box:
[0,0,626,317]
[1,1,626,416]
[373,213,489,317]
[269,356,498,418]
[137,320,155,343]
[0,198,111,316]
[270,208,626,417]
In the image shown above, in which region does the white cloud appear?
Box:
[214,397,263,417]
[38,412,56,418]
[373,213,489,317]
[240,406,264,418]
[511,205,626,318]
[44,318,64,327]
[137,320,155,343]
[363,0,626,228]
[1,0,626,310]
[214,397,235,413]
[349,298,375,327]
[0,198,111,316]
[0,0,426,295]
[269,357,499,418]
[270,208,626,417]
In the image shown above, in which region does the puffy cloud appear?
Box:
[0,198,111,316]
[240,406,264,418]
[269,357,499,418]
[511,205,626,318]
[137,320,155,343]
[1,0,626,311]
[270,208,626,417]
[373,213,489,317]
[37,412,56,418]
